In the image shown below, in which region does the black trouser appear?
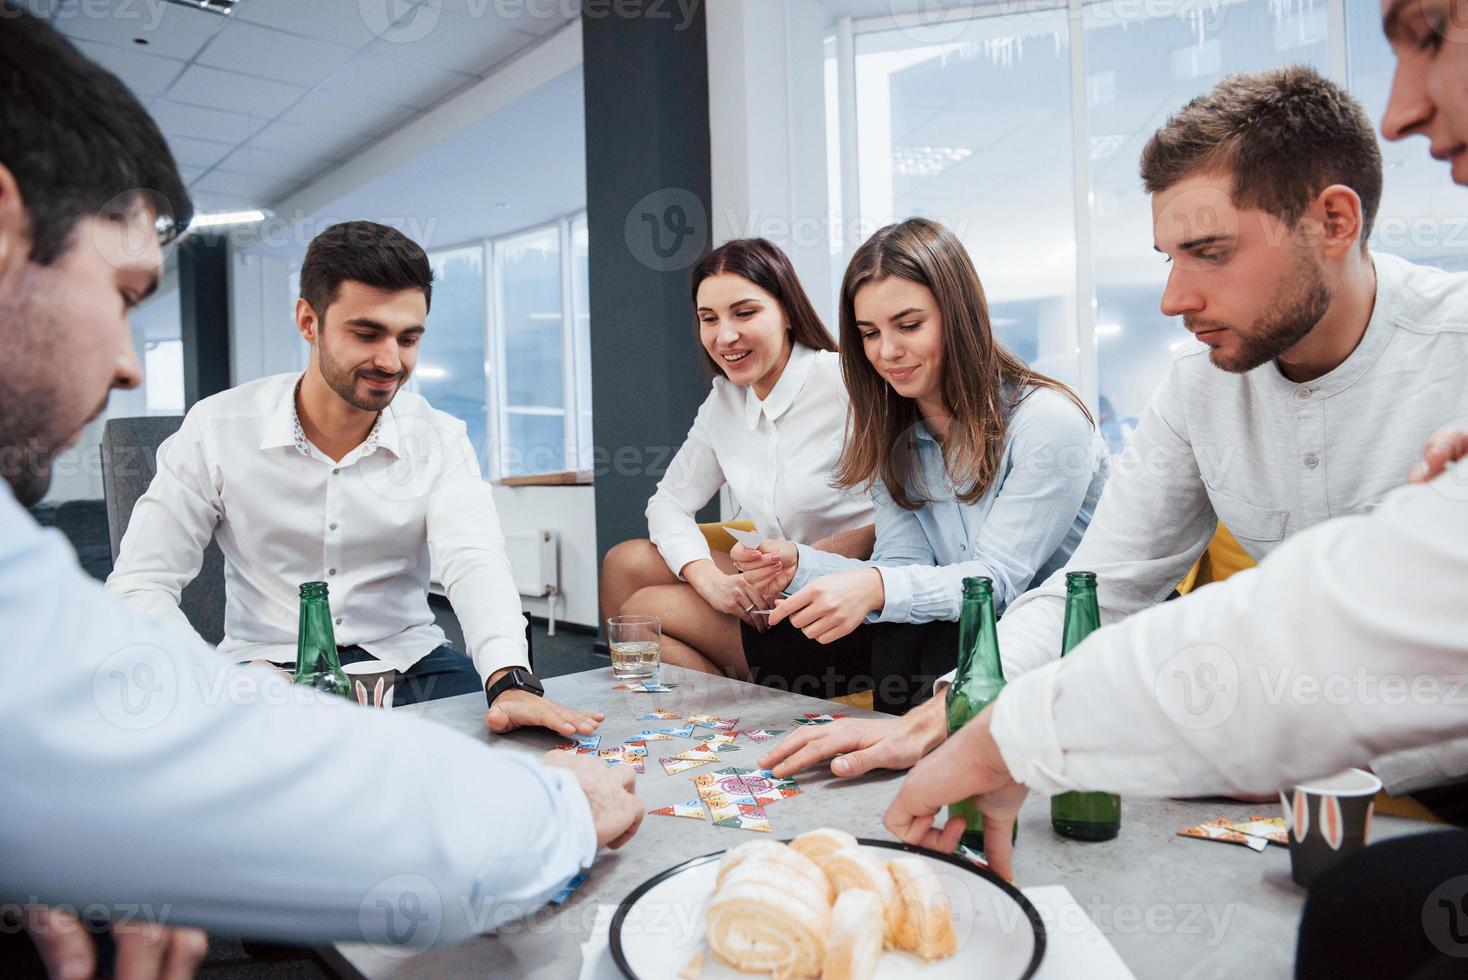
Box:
[1297,829,1468,979]
[740,619,959,715]
[337,644,484,706]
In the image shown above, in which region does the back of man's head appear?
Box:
[0,2,192,264]
[1140,66,1383,248]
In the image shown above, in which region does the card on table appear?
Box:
[548,870,591,907]
[688,713,740,732]
[659,754,719,775]
[1176,818,1269,852]
[741,729,786,743]
[637,709,685,721]
[554,735,602,754]
[693,732,740,752]
[794,713,847,726]
[598,748,646,774]
[648,799,708,821]
[612,681,674,693]
[637,726,696,741]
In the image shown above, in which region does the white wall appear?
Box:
[229,251,304,384]
[491,484,599,627]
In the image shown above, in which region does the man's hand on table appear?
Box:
[26,904,208,980]
[883,706,1028,881]
[484,668,604,736]
[541,752,645,849]
[758,696,948,779]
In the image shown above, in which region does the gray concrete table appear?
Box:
[321,664,1436,980]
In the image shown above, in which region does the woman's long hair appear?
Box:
[690,238,837,376]
[835,218,1092,511]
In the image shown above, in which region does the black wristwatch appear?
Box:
[486,667,545,707]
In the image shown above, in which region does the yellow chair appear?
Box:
[698,520,756,553]
[1176,523,1255,594]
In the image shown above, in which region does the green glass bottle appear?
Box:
[293,581,349,698]
[1050,571,1121,842]
[946,576,1006,854]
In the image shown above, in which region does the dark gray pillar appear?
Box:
[178,233,231,407]
[583,1,716,578]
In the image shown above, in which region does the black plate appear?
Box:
[609,837,1046,979]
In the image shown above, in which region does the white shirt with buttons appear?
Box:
[966,250,1468,688]
[646,343,876,578]
[106,372,528,683]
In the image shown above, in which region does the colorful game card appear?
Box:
[638,709,685,721]
[612,681,674,693]
[693,731,740,752]
[648,799,707,821]
[692,767,800,832]
[741,729,786,743]
[598,748,646,774]
[660,754,719,775]
[794,713,847,726]
[553,735,602,754]
[637,726,696,741]
[688,713,740,732]
[1177,818,1269,852]
[548,871,591,907]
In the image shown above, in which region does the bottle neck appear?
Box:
[955,590,1002,685]
[295,596,341,676]
[1060,584,1100,657]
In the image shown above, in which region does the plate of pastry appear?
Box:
[609,828,1045,979]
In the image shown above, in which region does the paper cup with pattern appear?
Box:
[1279,768,1381,887]
[342,661,397,709]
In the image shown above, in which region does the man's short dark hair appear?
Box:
[1140,66,1383,246]
[299,221,434,319]
[0,2,193,264]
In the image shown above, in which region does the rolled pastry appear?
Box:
[789,828,859,866]
[718,840,833,903]
[707,871,829,978]
[886,856,957,960]
[818,848,901,947]
[821,888,884,980]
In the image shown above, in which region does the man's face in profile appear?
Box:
[0,198,158,505]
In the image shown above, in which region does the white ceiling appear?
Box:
[50,0,579,215]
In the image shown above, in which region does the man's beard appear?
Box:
[317,331,403,412]
[0,268,69,506]
[1200,248,1333,374]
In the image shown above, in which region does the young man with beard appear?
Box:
[1,8,642,974]
[107,221,601,735]
[758,65,1468,784]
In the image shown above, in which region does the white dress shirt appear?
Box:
[647,343,876,577]
[106,373,527,684]
[991,461,1468,798]
[1,481,594,943]
[944,252,1468,686]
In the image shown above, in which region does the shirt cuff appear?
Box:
[472,637,531,687]
[989,663,1069,796]
[788,544,825,594]
[875,565,914,621]
[658,537,714,582]
[544,763,600,870]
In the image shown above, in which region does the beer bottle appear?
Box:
[1050,571,1121,841]
[946,576,1006,854]
[293,581,349,698]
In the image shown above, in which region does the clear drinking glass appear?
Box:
[607,615,661,681]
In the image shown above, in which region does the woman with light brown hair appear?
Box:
[737,218,1106,712]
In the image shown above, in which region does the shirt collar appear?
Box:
[258,373,394,460]
[743,342,819,430]
[1262,255,1394,398]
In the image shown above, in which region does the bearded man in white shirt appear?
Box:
[106,220,602,736]
[759,65,1468,789]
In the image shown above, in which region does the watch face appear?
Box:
[516,670,545,695]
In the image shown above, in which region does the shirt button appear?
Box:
[328,568,337,576]
[1296,387,1312,400]
[335,618,343,626]
[332,468,340,475]
[329,523,338,531]
[959,543,967,551]
[1304,454,1319,469]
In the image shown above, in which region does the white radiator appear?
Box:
[505,531,562,635]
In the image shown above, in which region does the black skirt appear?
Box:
[740,618,960,715]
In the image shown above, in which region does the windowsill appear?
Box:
[498,470,594,488]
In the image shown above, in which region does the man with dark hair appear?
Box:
[106,220,600,731]
[0,7,641,973]
[759,65,1468,791]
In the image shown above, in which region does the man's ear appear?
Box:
[1314,183,1365,258]
[295,297,318,345]
[0,162,32,282]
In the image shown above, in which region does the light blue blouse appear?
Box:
[789,386,1108,622]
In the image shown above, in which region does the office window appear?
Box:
[1085,0,1329,451]
[144,340,185,415]
[419,245,489,470]
[494,224,568,478]
[854,8,1080,387]
[570,214,594,472]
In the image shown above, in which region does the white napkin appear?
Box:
[577,904,619,980]
[1022,885,1137,980]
